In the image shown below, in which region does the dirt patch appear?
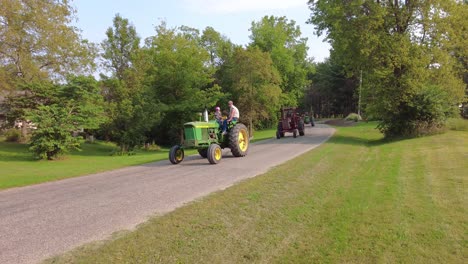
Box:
[323,119,358,127]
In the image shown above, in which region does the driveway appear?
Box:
[0,124,335,264]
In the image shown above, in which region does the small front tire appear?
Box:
[169,145,184,164]
[207,144,222,164]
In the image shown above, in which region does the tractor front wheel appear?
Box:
[276,130,281,139]
[293,129,298,138]
[207,144,222,164]
[169,145,184,164]
[229,123,249,157]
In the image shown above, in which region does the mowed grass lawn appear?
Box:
[47,122,467,263]
[0,128,277,190]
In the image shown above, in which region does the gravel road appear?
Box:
[0,124,334,264]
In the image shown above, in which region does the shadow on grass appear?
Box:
[327,134,391,147]
[0,142,35,162]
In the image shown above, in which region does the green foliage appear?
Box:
[99,15,156,151]
[29,105,81,160]
[308,0,466,137]
[28,76,104,160]
[3,128,21,142]
[101,14,140,80]
[145,23,222,144]
[0,0,96,90]
[249,16,310,106]
[98,77,154,152]
[305,59,357,117]
[375,85,456,137]
[345,113,362,122]
[225,47,282,130]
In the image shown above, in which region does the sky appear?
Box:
[72,0,330,62]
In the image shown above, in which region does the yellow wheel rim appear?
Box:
[214,147,222,160]
[175,149,183,161]
[238,129,248,152]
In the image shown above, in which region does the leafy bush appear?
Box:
[3,128,21,142]
[377,85,456,137]
[29,105,81,160]
[345,113,362,122]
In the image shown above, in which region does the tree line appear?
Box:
[0,1,313,159]
[307,0,467,136]
[1,0,466,160]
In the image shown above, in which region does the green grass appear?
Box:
[251,128,276,142]
[46,122,467,263]
[0,128,275,190]
[446,117,468,131]
[0,141,181,190]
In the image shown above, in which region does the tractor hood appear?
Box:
[184,121,219,129]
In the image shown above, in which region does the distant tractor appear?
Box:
[169,112,249,165]
[276,107,305,139]
[303,112,315,127]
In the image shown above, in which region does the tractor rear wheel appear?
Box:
[299,121,305,136]
[169,145,184,164]
[198,148,208,158]
[276,130,281,139]
[229,123,249,157]
[207,144,222,164]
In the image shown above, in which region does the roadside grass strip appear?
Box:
[0,129,277,190]
[46,123,467,263]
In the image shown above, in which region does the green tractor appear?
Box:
[169,115,249,165]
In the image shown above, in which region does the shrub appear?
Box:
[3,128,21,142]
[377,85,456,137]
[345,113,362,122]
[29,105,81,160]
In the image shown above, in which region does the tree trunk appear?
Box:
[21,120,28,141]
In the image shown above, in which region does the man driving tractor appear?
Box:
[221,100,239,135]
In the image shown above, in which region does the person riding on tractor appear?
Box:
[221,101,239,135]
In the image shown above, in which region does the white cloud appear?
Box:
[183,0,306,14]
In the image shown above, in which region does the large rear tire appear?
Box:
[229,123,249,157]
[169,145,184,164]
[276,130,281,139]
[198,148,208,158]
[299,121,305,136]
[207,144,222,164]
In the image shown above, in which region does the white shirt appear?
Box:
[230,105,240,119]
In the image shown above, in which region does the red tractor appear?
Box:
[276,107,305,139]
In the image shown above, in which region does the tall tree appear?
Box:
[200,26,234,68]
[0,0,96,138]
[99,15,154,152]
[308,0,466,137]
[226,47,282,134]
[145,23,223,144]
[101,14,140,81]
[249,16,309,106]
[305,58,357,118]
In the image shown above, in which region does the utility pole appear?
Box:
[358,69,362,116]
